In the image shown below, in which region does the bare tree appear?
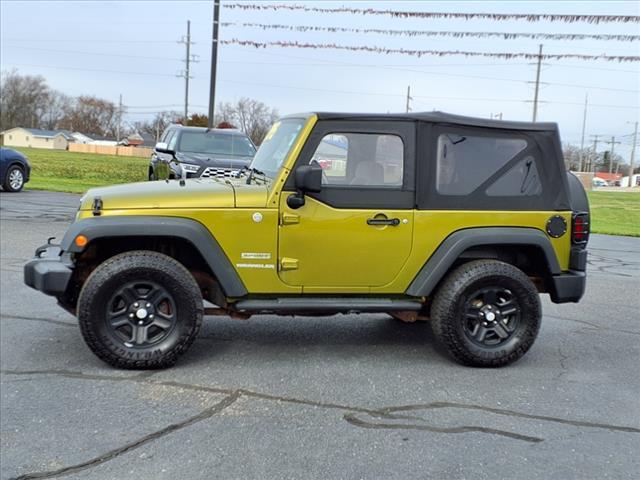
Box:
[58,96,118,137]
[213,101,238,127]
[0,70,50,130]
[40,91,73,130]
[233,97,278,145]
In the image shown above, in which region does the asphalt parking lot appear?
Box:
[1,190,639,480]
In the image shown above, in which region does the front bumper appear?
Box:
[24,245,73,296]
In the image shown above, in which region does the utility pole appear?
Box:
[184,20,191,120]
[208,0,221,128]
[405,85,412,113]
[629,121,638,187]
[532,44,543,122]
[578,93,588,171]
[179,21,198,122]
[607,136,621,175]
[116,94,122,142]
[589,135,600,173]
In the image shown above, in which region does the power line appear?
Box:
[219,52,638,92]
[5,44,635,92]
[5,61,637,110]
[2,45,183,61]
[2,37,178,44]
[5,62,178,77]
[223,46,640,73]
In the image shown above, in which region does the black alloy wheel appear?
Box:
[78,250,203,369]
[462,287,521,347]
[106,281,178,348]
[431,260,541,367]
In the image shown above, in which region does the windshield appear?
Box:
[177,131,256,157]
[250,118,306,178]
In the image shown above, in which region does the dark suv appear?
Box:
[149,125,256,181]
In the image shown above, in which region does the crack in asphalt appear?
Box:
[545,313,640,336]
[0,314,76,328]
[587,251,638,278]
[9,391,240,480]
[344,400,640,444]
[3,367,640,478]
[555,345,570,380]
[343,412,543,443]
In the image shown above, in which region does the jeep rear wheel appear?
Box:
[78,251,203,369]
[431,260,541,367]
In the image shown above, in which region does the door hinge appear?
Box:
[280,257,299,271]
[280,212,300,225]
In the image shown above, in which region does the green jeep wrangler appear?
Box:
[24,112,589,369]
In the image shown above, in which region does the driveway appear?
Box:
[1,190,639,479]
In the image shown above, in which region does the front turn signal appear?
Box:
[74,235,88,248]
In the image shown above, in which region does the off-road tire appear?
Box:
[78,250,203,369]
[3,165,25,192]
[431,260,541,367]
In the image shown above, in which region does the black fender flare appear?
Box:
[406,227,560,297]
[61,216,247,297]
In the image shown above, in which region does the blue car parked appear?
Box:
[0,147,31,192]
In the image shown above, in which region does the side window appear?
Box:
[162,130,173,145]
[436,134,527,195]
[310,133,403,188]
[167,131,179,150]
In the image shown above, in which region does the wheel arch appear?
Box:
[61,216,247,299]
[406,227,560,297]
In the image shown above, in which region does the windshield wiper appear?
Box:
[244,166,267,185]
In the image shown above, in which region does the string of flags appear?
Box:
[224,4,640,24]
[221,39,640,63]
[220,22,639,42]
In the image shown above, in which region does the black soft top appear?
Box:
[314,111,557,132]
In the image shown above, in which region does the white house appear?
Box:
[1,127,74,150]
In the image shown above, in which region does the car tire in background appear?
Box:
[430,259,541,368]
[3,165,25,192]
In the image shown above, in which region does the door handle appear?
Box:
[367,217,400,226]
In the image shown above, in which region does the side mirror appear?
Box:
[295,161,322,193]
[155,142,175,155]
[287,162,323,209]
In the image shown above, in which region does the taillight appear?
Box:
[572,212,589,245]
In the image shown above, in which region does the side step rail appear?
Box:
[234,298,423,313]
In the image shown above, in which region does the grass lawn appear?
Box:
[15,147,148,194]
[587,191,640,237]
[11,148,640,236]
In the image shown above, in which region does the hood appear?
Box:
[79,178,268,211]
[176,152,253,169]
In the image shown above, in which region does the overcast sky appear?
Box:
[1,1,638,160]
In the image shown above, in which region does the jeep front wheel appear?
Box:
[431,260,541,367]
[77,251,203,369]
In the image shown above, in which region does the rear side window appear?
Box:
[486,155,542,196]
[436,134,527,195]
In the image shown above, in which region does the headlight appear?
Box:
[180,163,200,173]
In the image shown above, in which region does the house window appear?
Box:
[8,135,12,140]
[25,136,29,141]
[46,138,49,142]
